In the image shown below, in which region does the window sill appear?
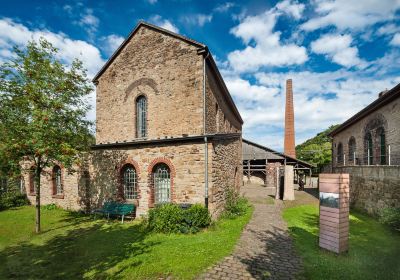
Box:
[52,195,64,199]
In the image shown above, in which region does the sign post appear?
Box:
[319,173,349,254]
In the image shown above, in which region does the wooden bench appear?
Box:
[93,201,135,223]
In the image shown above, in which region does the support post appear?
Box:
[388,145,391,166]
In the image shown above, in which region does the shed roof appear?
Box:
[242,139,314,168]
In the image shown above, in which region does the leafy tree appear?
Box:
[0,38,93,232]
[296,125,340,172]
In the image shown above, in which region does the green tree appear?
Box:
[296,125,339,173]
[0,38,93,232]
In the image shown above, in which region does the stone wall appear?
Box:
[96,25,204,144]
[332,95,400,166]
[205,64,241,134]
[89,142,207,216]
[210,136,242,217]
[266,162,282,189]
[333,166,400,215]
[21,162,83,211]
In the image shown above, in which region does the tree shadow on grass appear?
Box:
[0,216,159,279]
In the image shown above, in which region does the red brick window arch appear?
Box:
[153,163,171,204]
[148,158,176,207]
[121,164,137,200]
[52,165,63,196]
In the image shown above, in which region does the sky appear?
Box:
[1,0,400,151]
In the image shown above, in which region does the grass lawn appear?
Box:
[283,205,400,280]
[0,205,253,279]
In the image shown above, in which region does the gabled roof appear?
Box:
[92,20,243,124]
[329,82,400,136]
[92,21,205,82]
[242,138,315,168]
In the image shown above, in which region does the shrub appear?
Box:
[147,203,211,234]
[0,192,30,210]
[42,203,58,210]
[379,207,400,231]
[223,189,249,218]
[180,204,211,233]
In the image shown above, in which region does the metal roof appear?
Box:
[242,138,314,168]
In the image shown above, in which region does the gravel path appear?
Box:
[198,184,312,280]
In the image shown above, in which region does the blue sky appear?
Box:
[1,0,400,151]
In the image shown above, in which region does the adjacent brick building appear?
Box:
[23,21,243,217]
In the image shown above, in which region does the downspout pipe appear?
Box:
[199,47,210,208]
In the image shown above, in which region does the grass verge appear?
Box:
[0,205,253,279]
[283,205,400,280]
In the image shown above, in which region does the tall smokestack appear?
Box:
[284,79,296,158]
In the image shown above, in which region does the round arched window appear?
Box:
[153,163,171,204]
[122,165,137,199]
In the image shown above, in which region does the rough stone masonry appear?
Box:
[23,21,244,218]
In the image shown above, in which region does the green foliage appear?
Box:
[42,203,58,211]
[379,207,400,231]
[0,38,94,231]
[147,203,211,234]
[223,189,250,218]
[296,125,340,172]
[283,205,400,280]
[0,192,30,210]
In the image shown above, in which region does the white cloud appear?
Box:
[224,69,399,149]
[100,34,125,56]
[301,0,400,31]
[276,0,305,20]
[214,2,235,13]
[149,15,179,33]
[390,33,400,45]
[0,18,105,122]
[311,34,366,68]
[377,23,399,35]
[181,14,213,27]
[227,6,308,73]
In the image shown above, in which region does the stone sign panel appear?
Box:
[319,173,349,254]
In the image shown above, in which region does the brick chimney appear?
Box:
[284,79,296,158]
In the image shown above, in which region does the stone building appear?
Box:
[330,83,400,215]
[330,83,400,166]
[22,21,243,217]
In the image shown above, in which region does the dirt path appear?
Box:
[199,184,318,280]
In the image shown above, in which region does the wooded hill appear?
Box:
[295,124,340,172]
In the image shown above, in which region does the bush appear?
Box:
[379,207,400,231]
[147,203,211,234]
[223,189,249,218]
[0,192,30,210]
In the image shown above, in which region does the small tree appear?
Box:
[0,38,93,233]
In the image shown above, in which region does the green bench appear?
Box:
[93,201,135,223]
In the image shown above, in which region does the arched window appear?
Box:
[136,96,147,138]
[348,137,356,163]
[52,165,63,195]
[153,163,171,204]
[337,143,343,165]
[122,165,137,199]
[366,132,373,165]
[378,128,386,165]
